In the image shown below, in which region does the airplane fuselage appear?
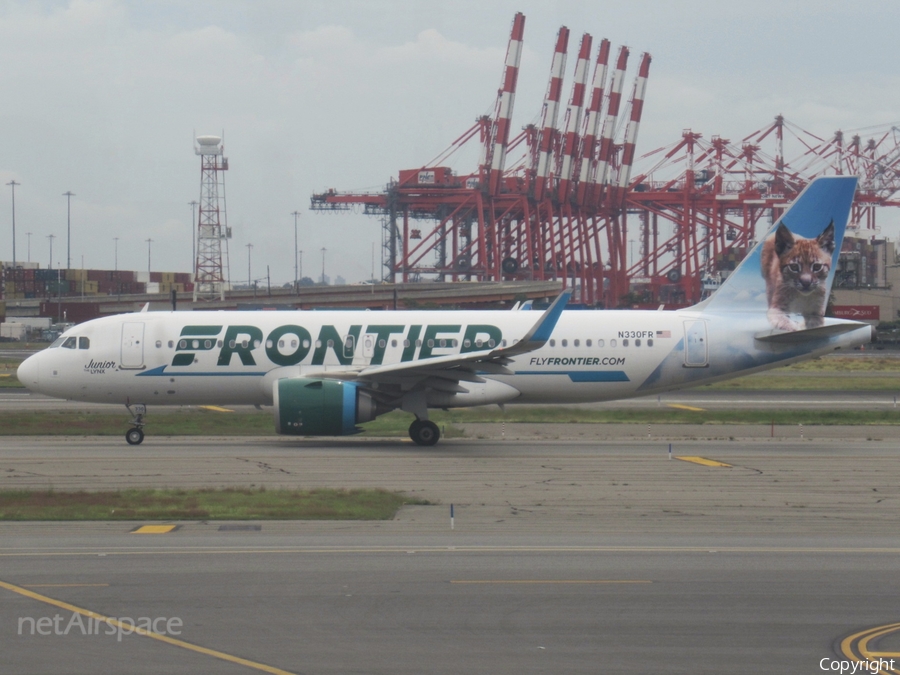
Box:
[18,307,871,409]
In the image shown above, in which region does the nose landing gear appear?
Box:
[125,427,144,445]
[125,403,147,445]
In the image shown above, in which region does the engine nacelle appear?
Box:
[274,378,380,436]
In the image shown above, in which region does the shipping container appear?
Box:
[39,302,102,324]
[64,269,87,281]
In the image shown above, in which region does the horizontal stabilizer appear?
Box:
[754,322,868,344]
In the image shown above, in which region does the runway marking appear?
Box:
[450,580,652,585]
[22,583,109,588]
[0,578,298,675]
[131,525,179,534]
[666,403,706,412]
[840,622,900,674]
[198,405,235,413]
[675,456,732,468]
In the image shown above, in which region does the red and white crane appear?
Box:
[486,12,526,196]
[574,38,611,207]
[532,27,569,202]
[555,33,593,203]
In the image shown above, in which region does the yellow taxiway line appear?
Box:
[0,578,298,675]
[131,525,179,534]
[675,456,732,468]
[198,405,235,413]
[666,403,706,412]
[841,622,900,674]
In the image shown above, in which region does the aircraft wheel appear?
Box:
[409,419,440,446]
[125,427,145,445]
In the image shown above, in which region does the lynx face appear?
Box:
[760,221,835,331]
[776,225,833,295]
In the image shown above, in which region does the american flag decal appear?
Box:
[656,330,671,338]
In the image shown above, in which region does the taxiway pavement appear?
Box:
[3,436,900,673]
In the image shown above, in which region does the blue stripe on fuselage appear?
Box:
[516,370,630,382]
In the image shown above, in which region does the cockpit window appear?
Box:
[62,337,77,349]
[78,337,90,350]
[49,337,66,348]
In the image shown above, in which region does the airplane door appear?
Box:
[121,322,145,369]
[683,320,708,368]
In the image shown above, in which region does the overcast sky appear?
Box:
[1,0,898,284]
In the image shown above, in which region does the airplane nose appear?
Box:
[16,354,40,390]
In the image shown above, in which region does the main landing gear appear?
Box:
[409,419,440,446]
[125,403,147,445]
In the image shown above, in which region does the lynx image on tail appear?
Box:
[760,220,835,331]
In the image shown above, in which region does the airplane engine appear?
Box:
[273,378,381,436]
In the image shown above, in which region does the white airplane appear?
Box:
[17,176,872,446]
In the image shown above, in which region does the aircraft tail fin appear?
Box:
[698,176,857,331]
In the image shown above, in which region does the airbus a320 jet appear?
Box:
[17,177,872,446]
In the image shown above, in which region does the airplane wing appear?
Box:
[304,291,571,395]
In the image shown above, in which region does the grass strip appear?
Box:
[1,406,900,438]
[0,487,428,521]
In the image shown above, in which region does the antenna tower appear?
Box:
[193,135,231,301]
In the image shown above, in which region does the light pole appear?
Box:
[113,237,119,271]
[63,191,75,269]
[7,180,19,267]
[146,238,152,274]
[291,211,300,294]
[246,243,253,287]
[321,247,326,285]
[298,250,303,284]
[26,232,32,263]
[47,234,55,269]
[189,201,198,277]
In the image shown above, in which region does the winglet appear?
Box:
[140,302,150,313]
[498,290,570,357]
